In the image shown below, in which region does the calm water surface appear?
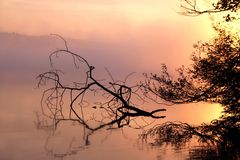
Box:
[0,83,225,160]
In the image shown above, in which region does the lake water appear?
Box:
[0,33,232,160]
[0,83,228,160]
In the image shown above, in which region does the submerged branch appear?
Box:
[37,38,166,146]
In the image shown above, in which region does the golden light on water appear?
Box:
[201,103,223,122]
[165,103,224,125]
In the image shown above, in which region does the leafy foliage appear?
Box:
[144,29,239,114]
[142,1,240,157]
[143,28,240,149]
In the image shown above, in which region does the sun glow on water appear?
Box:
[164,103,224,125]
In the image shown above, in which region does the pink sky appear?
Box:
[0,0,213,38]
[0,0,215,70]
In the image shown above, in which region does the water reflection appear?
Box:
[139,140,240,160]
[140,121,240,160]
[188,146,224,160]
[35,116,159,160]
[1,84,231,160]
[35,113,89,159]
[187,145,240,160]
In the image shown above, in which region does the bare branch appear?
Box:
[37,38,166,146]
[179,0,240,17]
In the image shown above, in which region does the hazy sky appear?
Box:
[0,0,213,38]
[0,0,215,71]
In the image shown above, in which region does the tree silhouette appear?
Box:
[142,25,240,152]
[36,35,166,145]
[140,1,240,152]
